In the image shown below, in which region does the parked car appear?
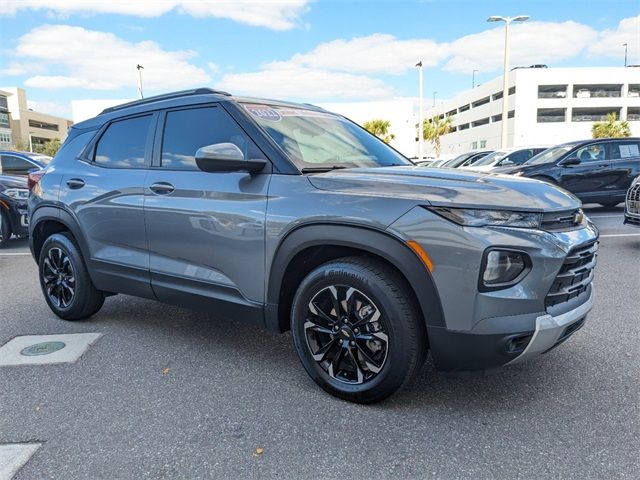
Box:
[0,150,53,176]
[496,138,640,207]
[0,174,29,248]
[29,88,599,403]
[440,150,493,168]
[624,175,640,227]
[462,146,549,172]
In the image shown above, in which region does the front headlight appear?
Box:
[428,206,542,228]
[2,188,29,200]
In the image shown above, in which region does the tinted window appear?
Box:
[94,115,152,168]
[574,143,607,163]
[161,106,264,170]
[1,155,34,175]
[610,140,640,160]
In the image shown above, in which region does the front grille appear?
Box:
[626,183,640,215]
[545,241,598,308]
[541,209,583,231]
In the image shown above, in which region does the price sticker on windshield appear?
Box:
[244,104,282,122]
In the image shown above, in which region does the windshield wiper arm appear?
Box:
[300,165,350,173]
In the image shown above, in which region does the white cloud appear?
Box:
[444,21,598,73]
[588,15,640,64]
[288,34,447,74]
[27,100,72,118]
[217,62,394,101]
[11,25,211,91]
[1,0,311,30]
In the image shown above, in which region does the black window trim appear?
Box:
[80,111,158,169]
[152,102,273,172]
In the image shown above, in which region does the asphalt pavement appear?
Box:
[0,204,638,479]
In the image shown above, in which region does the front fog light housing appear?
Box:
[480,249,530,291]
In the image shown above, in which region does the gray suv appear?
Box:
[29,88,599,403]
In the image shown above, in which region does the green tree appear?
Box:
[422,115,453,156]
[591,113,631,139]
[36,138,62,157]
[363,119,396,144]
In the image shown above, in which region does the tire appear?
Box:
[291,256,427,403]
[0,211,12,249]
[599,201,620,208]
[38,232,105,320]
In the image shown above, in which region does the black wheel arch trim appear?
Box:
[29,205,90,263]
[265,223,446,333]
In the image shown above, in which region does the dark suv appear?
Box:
[0,173,29,247]
[495,138,640,207]
[29,89,599,403]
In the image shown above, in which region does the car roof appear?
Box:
[0,150,45,160]
[73,88,329,130]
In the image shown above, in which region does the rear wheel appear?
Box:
[291,257,427,403]
[0,212,12,249]
[38,232,104,320]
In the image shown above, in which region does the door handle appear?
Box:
[66,178,85,189]
[149,182,175,195]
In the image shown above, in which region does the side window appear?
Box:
[506,149,534,165]
[610,141,640,160]
[1,155,34,175]
[574,143,606,163]
[94,115,152,168]
[161,106,264,170]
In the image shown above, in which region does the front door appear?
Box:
[61,113,155,298]
[143,104,270,320]
[557,142,614,202]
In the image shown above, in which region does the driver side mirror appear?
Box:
[195,143,267,173]
[500,159,514,166]
[560,157,581,167]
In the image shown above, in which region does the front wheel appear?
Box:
[291,257,427,403]
[38,232,105,320]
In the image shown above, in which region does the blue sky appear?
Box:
[1,0,638,117]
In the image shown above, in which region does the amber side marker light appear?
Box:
[406,240,434,273]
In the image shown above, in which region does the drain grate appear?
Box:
[20,341,66,357]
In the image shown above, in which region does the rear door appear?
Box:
[143,104,270,315]
[557,142,613,202]
[608,139,640,201]
[62,112,156,298]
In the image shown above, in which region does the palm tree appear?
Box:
[591,113,631,138]
[363,119,396,144]
[422,115,453,156]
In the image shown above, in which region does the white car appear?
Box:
[462,146,550,172]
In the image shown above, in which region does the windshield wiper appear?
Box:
[301,165,350,173]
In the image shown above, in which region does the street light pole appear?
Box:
[416,61,424,162]
[487,15,529,149]
[472,69,478,88]
[623,43,628,67]
[136,64,145,99]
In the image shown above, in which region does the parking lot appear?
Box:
[0,205,638,479]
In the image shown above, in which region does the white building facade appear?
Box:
[423,66,640,156]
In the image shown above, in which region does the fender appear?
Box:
[265,223,446,333]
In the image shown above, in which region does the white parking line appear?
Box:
[599,233,640,238]
[0,443,41,480]
[0,252,31,256]
[588,214,623,218]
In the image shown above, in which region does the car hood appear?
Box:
[307,166,579,212]
[0,174,28,189]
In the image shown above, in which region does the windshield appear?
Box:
[243,104,411,171]
[472,150,508,167]
[525,145,574,165]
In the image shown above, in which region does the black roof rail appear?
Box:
[99,88,232,115]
